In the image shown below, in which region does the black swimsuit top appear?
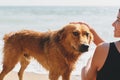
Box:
[97,42,120,80]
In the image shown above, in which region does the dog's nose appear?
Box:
[79,44,89,52]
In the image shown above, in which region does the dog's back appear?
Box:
[3,30,52,55]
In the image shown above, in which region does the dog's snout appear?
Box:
[79,44,89,53]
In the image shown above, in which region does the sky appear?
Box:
[0,0,119,6]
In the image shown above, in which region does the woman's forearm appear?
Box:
[90,28,104,45]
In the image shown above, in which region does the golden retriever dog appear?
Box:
[0,23,93,80]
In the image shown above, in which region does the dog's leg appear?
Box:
[62,70,71,80]
[18,54,31,80]
[0,65,14,80]
[49,71,60,80]
[0,55,20,80]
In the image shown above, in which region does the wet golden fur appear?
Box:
[0,23,93,80]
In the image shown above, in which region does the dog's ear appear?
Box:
[54,28,66,42]
[89,32,94,44]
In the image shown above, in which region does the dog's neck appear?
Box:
[56,42,80,65]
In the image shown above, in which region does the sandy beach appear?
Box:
[2,71,81,80]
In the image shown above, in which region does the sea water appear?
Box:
[0,6,119,76]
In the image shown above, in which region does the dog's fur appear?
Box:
[0,23,93,80]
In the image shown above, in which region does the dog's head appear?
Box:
[55,23,93,53]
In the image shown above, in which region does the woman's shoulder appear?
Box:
[92,42,110,71]
[96,42,110,50]
[94,42,110,58]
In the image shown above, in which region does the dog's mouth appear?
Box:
[78,44,89,53]
[72,44,89,53]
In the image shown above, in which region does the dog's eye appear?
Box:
[73,32,79,36]
[85,32,89,37]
